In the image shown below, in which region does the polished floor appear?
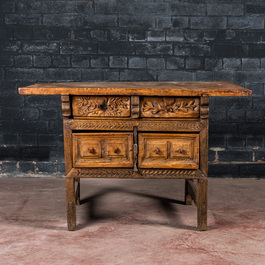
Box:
[0,176,265,265]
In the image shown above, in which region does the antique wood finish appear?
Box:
[138,133,199,169]
[19,82,252,231]
[19,81,251,97]
[72,133,133,167]
[72,96,130,117]
[140,97,200,118]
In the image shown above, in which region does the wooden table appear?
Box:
[19,81,251,231]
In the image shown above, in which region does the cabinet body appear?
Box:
[19,81,251,231]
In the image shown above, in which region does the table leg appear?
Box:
[75,178,80,205]
[185,179,193,205]
[197,178,208,231]
[66,178,76,231]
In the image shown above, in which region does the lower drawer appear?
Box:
[73,133,133,167]
[138,133,199,169]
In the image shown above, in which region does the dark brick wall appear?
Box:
[0,0,265,177]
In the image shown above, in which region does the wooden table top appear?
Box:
[19,81,251,97]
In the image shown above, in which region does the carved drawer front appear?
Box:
[140,97,200,118]
[72,96,130,117]
[138,133,199,169]
[73,133,133,167]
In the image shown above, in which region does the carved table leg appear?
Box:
[75,178,80,205]
[66,178,76,231]
[185,179,193,205]
[197,178,208,231]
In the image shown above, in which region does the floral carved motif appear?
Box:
[140,97,200,118]
[72,96,130,117]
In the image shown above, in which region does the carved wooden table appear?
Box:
[19,82,251,231]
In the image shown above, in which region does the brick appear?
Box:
[208,150,215,162]
[219,150,252,162]
[82,69,119,81]
[0,2,15,12]
[234,71,265,84]
[82,15,118,27]
[14,25,33,40]
[155,17,171,29]
[54,1,93,14]
[0,26,13,40]
[25,95,60,108]
[209,123,238,135]
[19,108,39,121]
[95,1,132,13]
[228,17,264,30]
[255,151,265,162]
[244,83,263,96]
[210,109,227,122]
[132,3,169,14]
[17,1,52,13]
[128,30,146,42]
[40,109,59,120]
[109,56,127,68]
[171,17,189,29]
[242,58,260,70]
[99,42,135,55]
[174,44,211,56]
[147,31,165,42]
[185,58,202,70]
[223,58,241,70]
[91,56,109,68]
[158,71,194,82]
[246,137,263,148]
[147,58,165,70]
[204,59,222,70]
[1,161,18,174]
[5,14,42,25]
[184,30,203,42]
[213,44,248,58]
[128,57,147,69]
[239,123,265,135]
[1,41,21,53]
[246,109,265,122]
[72,55,90,68]
[239,164,265,178]
[241,31,261,43]
[120,70,156,81]
[166,57,185,70]
[119,15,155,29]
[0,56,14,67]
[110,29,128,41]
[52,55,71,68]
[72,29,91,40]
[209,135,226,148]
[43,14,82,27]
[91,30,109,41]
[22,42,59,54]
[38,134,58,146]
[249,44,265,57]
[209,164,239,178]
[6,68,44,81]
[246,5,265,15]
[33,26,71,40]
[227,108,245,122]
[43,69,81,81]
[135,43,172,55]
[60,41,97,54]
[33,55,51,67]
[204,31,217,41]
[207,4,244,16]
[0,146,20,160]
[171,4,206,16]
[227,136,245,148]
[18,161,36,173]
[190,17,226,30]
[166,30,184,41]
[2,135,18,146]
[19,134,38,146]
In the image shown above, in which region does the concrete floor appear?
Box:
[0,177,265,265]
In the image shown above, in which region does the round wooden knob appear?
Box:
[154,148,160,154]
[176,148,184,154]
[88,147,95,154]
[113,147,119,153]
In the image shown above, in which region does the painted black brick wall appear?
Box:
[0,0,265,177]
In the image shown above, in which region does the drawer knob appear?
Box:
[176,147,184,154]
[88,147,95,154]
[154,148,160,154]
[113,147,119,153]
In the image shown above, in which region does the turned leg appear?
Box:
[197,178,208,231]
[185,179,193,205]
[66,178,76,231]
[75,178,80,205]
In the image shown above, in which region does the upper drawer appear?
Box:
[73,133,133,167]
[140,97,200,118]
[138,133,199,169]
[72,96,130,117]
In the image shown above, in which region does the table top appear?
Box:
[19,81,251,97]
